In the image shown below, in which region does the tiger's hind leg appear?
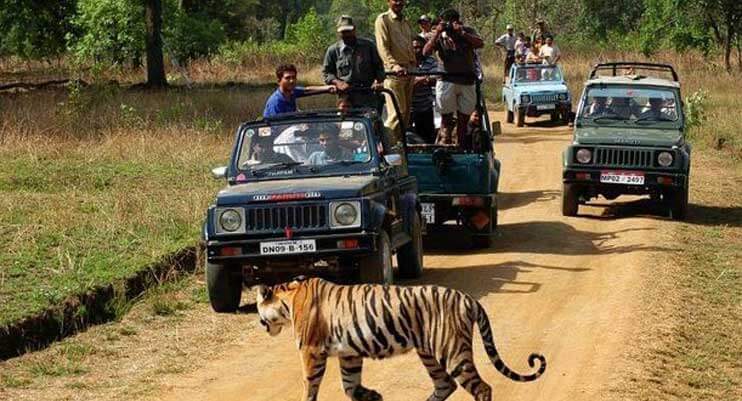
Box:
[300,348,328,401]
[339,356,382,401]
[449,349,492,401]
[417,351,457,401]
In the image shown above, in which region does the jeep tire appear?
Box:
[669,187,688,221]
[516,107,525,127]
[506,109,514,123]
[550,111,559,122]
[562,183,579,216]
[360,230,394,284]
[206,261,242,313]
[397,213,423,279]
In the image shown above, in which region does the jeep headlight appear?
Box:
[576,148,592,164]
[558,93,568,101]
[521,94,530,103]
[330,201,361,228]
[217,208,244,233]
[657,151,673,167]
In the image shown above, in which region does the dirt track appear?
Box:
[147,114,664,401]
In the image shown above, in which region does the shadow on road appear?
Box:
[495,134,568,145]
[686,204,742,227]
[425,220,669,256]
[499,189,560,211]
[402,260,589,298]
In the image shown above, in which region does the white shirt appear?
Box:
[539,44,561,64]
[495,33,516,51]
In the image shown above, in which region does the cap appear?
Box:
[506,24,513,30]
[536,18,545,24]
[418,14,431,23]
[336,15,355,32]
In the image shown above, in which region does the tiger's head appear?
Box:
[255,278,304,336]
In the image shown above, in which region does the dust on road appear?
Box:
[151,114,667,401]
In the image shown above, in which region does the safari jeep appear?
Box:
[502,63,571,127]
[202,105,424,312]
[562,62,691,220]
[406,74,501,248]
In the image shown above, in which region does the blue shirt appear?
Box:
[263,86,306,117]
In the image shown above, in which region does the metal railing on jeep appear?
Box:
[588,62,679,82]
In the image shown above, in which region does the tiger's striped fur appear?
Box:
[256,277,546,401]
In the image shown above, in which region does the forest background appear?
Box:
[0,0,740,87]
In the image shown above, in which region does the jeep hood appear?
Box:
[215,175,379,206]
[516,83,568,93]
[575,126,684,147]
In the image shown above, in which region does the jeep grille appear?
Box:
[531,94,559,103]
[594,148,653,168]
[246,204,327,232]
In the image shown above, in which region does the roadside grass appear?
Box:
[612,151,741,400]
[0,84,334,329]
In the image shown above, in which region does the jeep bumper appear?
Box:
[521,101,570,117]
[563,167,688,192]
[419,194,497,235]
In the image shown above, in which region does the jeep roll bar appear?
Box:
[588,62,679,82]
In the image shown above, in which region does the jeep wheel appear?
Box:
[506,109,514,123]
[360,231,394,284]
[516,107,525,127]
[206,261,243,313]
[562,183,579,216]
[550,111,559,122]
[397,213,423,279]
[669,187,688,221]
[472,235,492,249]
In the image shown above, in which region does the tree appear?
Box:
[144,0,166,87]
[0,0,77,60]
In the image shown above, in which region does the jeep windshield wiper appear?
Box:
[634,115,675,124]
[248,161,303,175]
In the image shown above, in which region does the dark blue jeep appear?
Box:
[203,107,423,312]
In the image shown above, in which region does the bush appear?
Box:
[163,8,226,63]
[68,0,144,65]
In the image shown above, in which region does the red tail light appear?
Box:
[337,239,359,249]
[220,247,242,256]
[452,196,485,207]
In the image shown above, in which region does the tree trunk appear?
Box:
[145,0,167,88]
[724,20,733,72]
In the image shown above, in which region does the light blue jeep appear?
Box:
[502,63,571,127]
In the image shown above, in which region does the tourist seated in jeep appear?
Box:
[306,131,355,165]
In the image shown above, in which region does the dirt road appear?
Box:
[150,115,664,401]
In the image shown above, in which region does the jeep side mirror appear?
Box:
[211,166,227,179]
[491,121,501,136]
[384,154,403,167]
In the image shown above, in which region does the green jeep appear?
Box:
[562,62,690,220]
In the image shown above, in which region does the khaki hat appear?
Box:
[336,15,355,32]
[418,14,431,23]
[536,18,545,24]
[506,24,513,30]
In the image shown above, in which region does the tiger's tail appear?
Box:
[475,301,546,382]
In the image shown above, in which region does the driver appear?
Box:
[585,96,614,117]
[250,136,295,164]
[607,97,635,119]
[306,132,353,166]
[638,98,673,120]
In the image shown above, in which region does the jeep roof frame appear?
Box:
[589,62,679,82]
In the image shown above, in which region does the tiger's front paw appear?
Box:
[352,386,383,401]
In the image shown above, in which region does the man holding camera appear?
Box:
[423,8,484,145]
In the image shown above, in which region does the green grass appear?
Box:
[0,84,335,327]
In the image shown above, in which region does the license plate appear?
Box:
[600,171,645,185]
[536,104,555,110]
[259,239,316,255]
[421,203,435,224]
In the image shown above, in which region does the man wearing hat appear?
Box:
[418,14,434,41]
[531,19,551,44]
[322,15,386,113]
[495,24,517,83]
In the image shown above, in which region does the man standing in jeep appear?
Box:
[322,15,385,112]
[264,64,335,118]
[423,8,484,145]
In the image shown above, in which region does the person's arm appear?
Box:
[552,45,561,63]
[422,21,443,56]
[494,33,506,48]
[298,85,336,96]
[321,46,337,85]
[370,42,386,87]
[374,14,404,74]
[456,24,484,49]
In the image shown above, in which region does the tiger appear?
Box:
[256,277,546,401]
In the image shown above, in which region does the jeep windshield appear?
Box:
[579,86,680,127]
[514,65,563,83]
[236,119,374,179]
